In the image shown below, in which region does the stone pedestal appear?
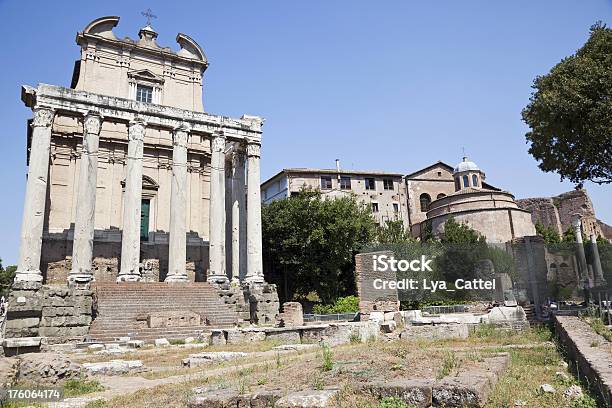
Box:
[245,142,264,283]
[207,131,227,283]
[118,119,146,282]
[245,282,279,325]
[15,107,55,283]
[166,124,190,282]
[69,113,102,285]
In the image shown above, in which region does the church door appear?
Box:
[140,199,150,241]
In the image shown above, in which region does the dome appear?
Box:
[454,157,480,173]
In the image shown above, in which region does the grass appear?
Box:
[321,345,334,371]
[584,316,612,342]
[64,378,106,397]
[436,350,459,379]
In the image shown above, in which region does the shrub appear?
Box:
[64,378,105,397]
[313,295,359,315]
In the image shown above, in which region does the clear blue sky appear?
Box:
[0,1,610,265]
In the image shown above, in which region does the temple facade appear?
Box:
[15,16,265,286]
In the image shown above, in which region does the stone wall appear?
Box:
[41,234,210,283]
[517,188,611,240]
[245,283,280,325]
[355,251,400,318]
[5,282,93,342]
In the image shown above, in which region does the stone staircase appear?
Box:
[88,282,239,342]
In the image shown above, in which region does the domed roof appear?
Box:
[454,157,480,173]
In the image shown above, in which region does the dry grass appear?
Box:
[90,326,598,408]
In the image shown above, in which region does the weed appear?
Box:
[321,345,334,371]
[349,332,361,344]
[437,351,459,379]
[378,397,416,408]
[64,378,105,397]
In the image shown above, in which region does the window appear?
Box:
[383,178,394,190]
[472,174,479,187]
[320,176,332,189]
[365,178,376,190]
[454,177,460,191]
[462,175,469,188]
[371,202,379,213]
[437,171,442,177]
[437,193,446,199]
[140,199,150,241]
[393,203,399,213]
[340,176,351,190]
[419,193,431,212]
[136,84,153,103]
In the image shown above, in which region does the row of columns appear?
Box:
[14,106,264,285]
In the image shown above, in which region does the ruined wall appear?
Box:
[517,189,610,240]
[355,251,399,318]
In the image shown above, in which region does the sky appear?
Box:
[0,1,610,265]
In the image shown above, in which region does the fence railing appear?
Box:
[422,305,470,315]
[303,312,358,323]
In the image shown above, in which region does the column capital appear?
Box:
[128,119,146,141]
[211,130,227,153]
[246,142,261,158]
[32,106,55,128]
[173,122,191,148]
[84,113,102,135]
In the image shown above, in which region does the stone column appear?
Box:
[571,214,589,288]
[166,123,190,282]
[590,234,606,287]
[231,149,247,282]
[118,119,146,282]
[245,141,264,283]
[207,130,227,283]
[69,112,102,285]
[15,107,55,282]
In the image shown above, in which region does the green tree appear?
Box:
[375,219,413,244]
[437,218,488,287]
[522,22,612,185]
[262,189,376,303]
[0,258,17,298]
[535,222,561,244]
[562,226,577,243]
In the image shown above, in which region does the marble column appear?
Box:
[231,149,247,282]
[15,107,55,282]
[591,234,606,287]
[69,112,103,285]
[207,130,227,283]
[571,214,589,288]
[166,123,190,282]
[245,141,264,283]
[118,119,146,282]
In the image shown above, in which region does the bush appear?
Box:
[312,295,359,315]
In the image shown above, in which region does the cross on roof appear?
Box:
[141,8,157,26]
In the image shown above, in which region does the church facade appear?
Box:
[15,16,265,285]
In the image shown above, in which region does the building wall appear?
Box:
[405,164,456,236]
[429,208,536,243]
[262,171,410,227]
[41,112,213,282]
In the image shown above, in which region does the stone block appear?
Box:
[275,389,339,408]
[182,351,248,367]
[265,329,301,344]
[399,324,469,341]
[211,330,226,346]
[197,332,212,345]
[17,352,82,385]
[369,311,385,324]
[2,337,42,348]
[11,281,42,291]
[88,344,105,352]
[155,338,170,347]
[40,315,92,327]
[381,321,397,333]
[184,337,196,344]
[226,329,266,344]
[364,379,433,408]
[83,360,146,375]
[7,290,43,317]
[38,326,89,337]
[42,306,75,317]
[127,340,145,349]
[278,302,304,327]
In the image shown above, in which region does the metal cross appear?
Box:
[141,8,157,26]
